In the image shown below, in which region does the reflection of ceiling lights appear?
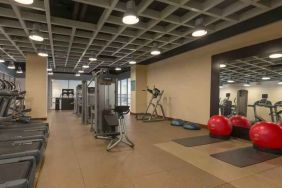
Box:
[75,73,80,77]
[150,43,161,55]
[7,62,15,69]
[243,83,250,87]
[262,76,271,80]
[122,0,139,25]
[219,86,223,89]
[269,53,282,59]
[129,60,136,65]
[115,67,121,71]
[29,25,44,42]
[219,64,226,68]
[278,81,282,85]
[82,64,89,69]
[78,69,84,73]
[14,0,33,5]
[16,66,23,74]
[192,18,207,37]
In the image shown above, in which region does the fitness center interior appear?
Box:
[0,0,282,188]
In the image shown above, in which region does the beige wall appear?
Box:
[25,54,48,119]
[220,82,282,122]
[141,21,282,125]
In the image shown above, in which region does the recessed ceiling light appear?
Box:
[227,79,235,83]
[75,73,80,77]
[48,72,53,75]
[16,67,23,74]
[115,67,121,71]
[89,57,97,61]
[122,0,139,25]
[14,0,33,5]
[38,52,48,57]
[7,62,15,69]
[129,60,136,65]
[82,64,90,69]
[78,69,84,73]
[219,64,226,68]
[262,76,271,80]
[269,53,282,59]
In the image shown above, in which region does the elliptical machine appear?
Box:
[136,86,166,122]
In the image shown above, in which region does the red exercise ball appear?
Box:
[208,115,232,138]
[229,115,251,128]
[250,122,282,149]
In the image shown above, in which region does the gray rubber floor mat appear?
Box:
[173,135,226,147]
[210,147,280,167]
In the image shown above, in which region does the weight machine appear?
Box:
[91,69,134,151]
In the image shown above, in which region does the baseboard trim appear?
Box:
[130,112,207,129]
[31,118,47,121]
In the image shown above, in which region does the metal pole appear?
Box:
[81,80,88,125]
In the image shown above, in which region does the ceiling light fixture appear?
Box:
[150,43,161,55]
[29,24,44,42]
[14,0,33,5]
[262,76,271,80]
[122,0,139,25]
[16,66,23,74]
[243,83,250,87]
[227,79,235,83]
[38,52,48,57]
[78,69,84,73]
[89,57,97,61]
[82,64,90,69]
[75,73,80,77]
[48,72,53,75]
[115,67,122,71]
[192,18,207,37]
[219,64,226,68]
[47,67,52,72]
[129,60,136,65]
[7,62,15,69]
[0,58,4,63]
[269,53,282,59]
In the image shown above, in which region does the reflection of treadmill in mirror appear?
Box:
[252,94,274,122]
[220,93,232,117]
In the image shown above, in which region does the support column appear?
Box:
[130,65,147,114]
[25,54,48,119]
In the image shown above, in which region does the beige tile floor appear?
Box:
[37,111,282,188]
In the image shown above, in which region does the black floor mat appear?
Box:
[173,135,226,147]
[211,147,280,167]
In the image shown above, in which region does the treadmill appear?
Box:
[0,130,46,142]
[0,139,45,165]
[0,90,49,136]
[0,156,36,188]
